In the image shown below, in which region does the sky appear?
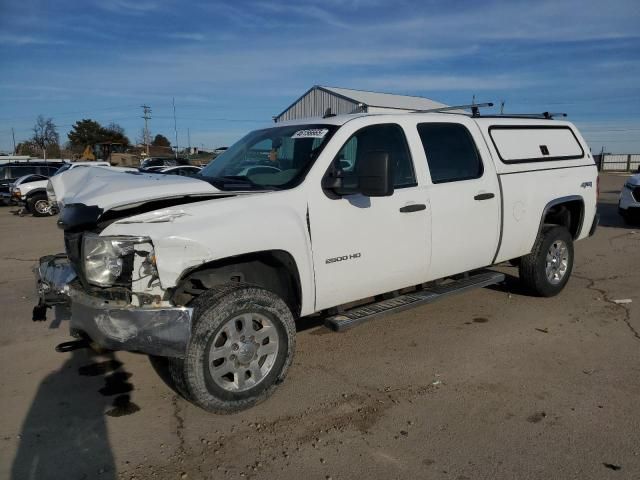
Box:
[0,0,639,154]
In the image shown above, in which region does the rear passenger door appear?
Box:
[416,120,500,279]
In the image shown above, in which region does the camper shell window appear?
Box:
[489,125,584,164]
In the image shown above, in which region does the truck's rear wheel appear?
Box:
[519,225,574,297]
[165,283,296,413]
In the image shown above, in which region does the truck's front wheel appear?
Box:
[519,225,574,297]
[167,283,296,413]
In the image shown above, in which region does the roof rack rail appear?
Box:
[411,102,494,117]
[483,112,568,120]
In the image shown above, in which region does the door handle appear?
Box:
[399,204,426,213]
[474,193,495,201]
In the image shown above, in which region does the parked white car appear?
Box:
[618,173,640,223]
[35,109,598,413]
[13,161,122,216]
[157,165,202,176]
[9,174,57,215]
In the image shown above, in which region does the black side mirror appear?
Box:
[357,150,394,197]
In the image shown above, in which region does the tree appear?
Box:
[102,122,130,147]
[16,141,37,156]
[68,119,104,149]
[31,115,59,157]
[152,134,171,147]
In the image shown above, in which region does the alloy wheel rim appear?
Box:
[545,239,569,284]
[34,199,50,215]
[207,312,279,392]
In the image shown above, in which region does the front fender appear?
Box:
[102,191,317,315]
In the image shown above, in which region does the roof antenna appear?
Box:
[500,100,505,114]
[323,107,336,118]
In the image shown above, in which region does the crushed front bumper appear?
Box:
[35,255,193,358]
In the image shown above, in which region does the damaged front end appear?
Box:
[33,254,77,318]
[34,237,193,358]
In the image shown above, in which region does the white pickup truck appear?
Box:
[35,108,598,413]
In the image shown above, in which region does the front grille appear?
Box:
[632,186,640,203]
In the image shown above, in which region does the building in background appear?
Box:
[274,85,447,122]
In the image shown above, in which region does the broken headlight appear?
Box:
[83,234,153,287]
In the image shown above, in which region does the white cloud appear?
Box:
[167,32,205,42]
[0,34,67,46]
[96,0,160,14]
[349,73,538,92]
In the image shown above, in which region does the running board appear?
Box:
[324,270,505,332]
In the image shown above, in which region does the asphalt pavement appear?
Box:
[0,173,638,480]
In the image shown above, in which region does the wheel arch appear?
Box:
[172,249,303,316]
[25,188,47,200]
[536,195,585,242]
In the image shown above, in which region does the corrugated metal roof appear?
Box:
[320,86,447,111]
[275,85,448,122]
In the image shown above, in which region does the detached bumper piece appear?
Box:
[325,270,505,332]
[70,288,193,358]
[33,254,77,321]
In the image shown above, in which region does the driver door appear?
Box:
[309,123,430,311]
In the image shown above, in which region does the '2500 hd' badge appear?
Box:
[326,253,361,264]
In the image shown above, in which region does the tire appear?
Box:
[27,194,52,217]
[165,283,296,413]
[519,225,574,297]
[148,355,189,399]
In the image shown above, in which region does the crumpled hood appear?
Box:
[50,166,221,211]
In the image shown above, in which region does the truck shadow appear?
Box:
[11,347,137,480]
[485,270,531,297]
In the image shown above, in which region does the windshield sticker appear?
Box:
[291,128,329,139]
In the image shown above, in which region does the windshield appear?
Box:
[199,124,338,190]
[53,163,72,175]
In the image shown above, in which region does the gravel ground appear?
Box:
[0,173,638,480]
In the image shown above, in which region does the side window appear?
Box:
[417,123,483,184]
[11,166,39,178]
[334,124,416,188]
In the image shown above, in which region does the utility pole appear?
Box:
[11,128,16,155]
[187,128,191,159]
[140,105,151,156]
[172,97,178,159]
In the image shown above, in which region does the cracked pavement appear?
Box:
[0,173,638,480]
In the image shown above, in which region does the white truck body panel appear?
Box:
[102,189,319,316]
[51,111,598,316]
[474,118,597,262]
